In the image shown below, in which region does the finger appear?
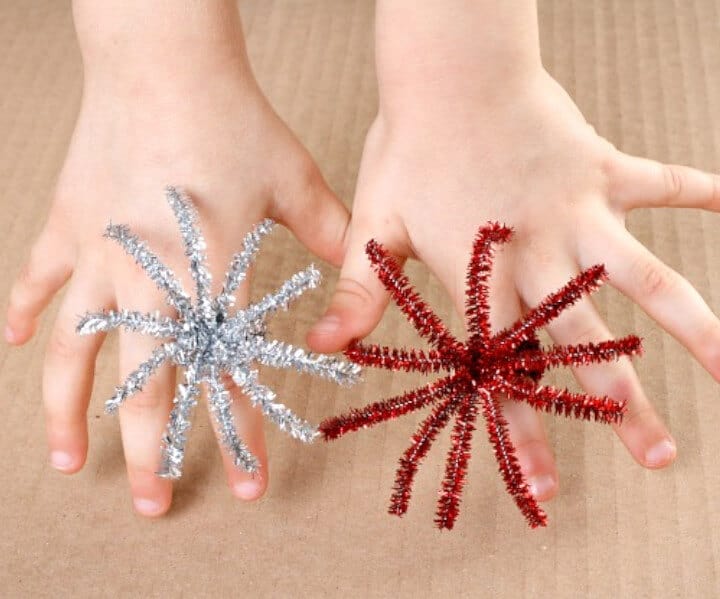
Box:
[483,288,559,501]
[581,214,720,383]
[272,161,351,268]
[610,152,720,211]
[307,222,401,353]
[210,270,268,499]
[116,286,175,517]
[213,376,269,501]
[517,260,676,469]
[6,226,73,344]
[43,269,111,474]
[502,399,559,501]
[428,239,559,501]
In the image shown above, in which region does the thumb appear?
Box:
[307,225,400,353]
[272,161,351,268]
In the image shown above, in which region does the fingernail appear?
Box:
[4,325,16,343]
[133,498,162,516]
[645,439,676,467]
[50,451,74,471]
[311,314,341,335]
[234,481,262,501]
[528,474,556,500]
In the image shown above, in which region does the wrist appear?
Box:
[73,0,255,100]
[374,0,542,126]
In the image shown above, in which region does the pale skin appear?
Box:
[7,0,720,515]
[5,0,351,516]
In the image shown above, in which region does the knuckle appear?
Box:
[512,437,553,459]
[123,378,168,412]
[120,263,156,291]
[620,403,654,430]
[28,235,49,266]
[45,405,84,431]
[555,310,606,346]
[47,329,82,361]
[696,328,720,373]
[7,290,28,321]
[599,148,631,204]
[11,235,70,308]
[606,376,635,406]
[271,154,330,221]
[570,322,607,346]
[599,147,622,188]
[603,375,653,429]
[333,277,376,308]
[294,154,323,192]
[711,175,720,209]
[634,258,677,298]
[662,164,684,202]
[522,247,554,272]
[12,262,37,301]
[275,152,323,203]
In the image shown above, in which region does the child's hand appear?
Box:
[308,1,720,502]
[5,1,349,516]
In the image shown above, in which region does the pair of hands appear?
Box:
[7,13,720,518]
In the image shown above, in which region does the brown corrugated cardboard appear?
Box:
[1,1,719,597]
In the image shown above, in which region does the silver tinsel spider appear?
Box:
[77,186,360,479]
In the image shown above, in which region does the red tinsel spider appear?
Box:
[320,222,642,529]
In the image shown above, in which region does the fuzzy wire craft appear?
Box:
[77,186,360,479]
[320,223,643,529]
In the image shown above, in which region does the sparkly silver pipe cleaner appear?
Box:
[77,186,360,479]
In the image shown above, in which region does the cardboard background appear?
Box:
[1,1,719,597]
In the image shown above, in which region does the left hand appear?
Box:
[308,66,720,502]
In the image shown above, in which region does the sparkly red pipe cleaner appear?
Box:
[320,222,643,529]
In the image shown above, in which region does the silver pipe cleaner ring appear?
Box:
[77,186,361,479]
